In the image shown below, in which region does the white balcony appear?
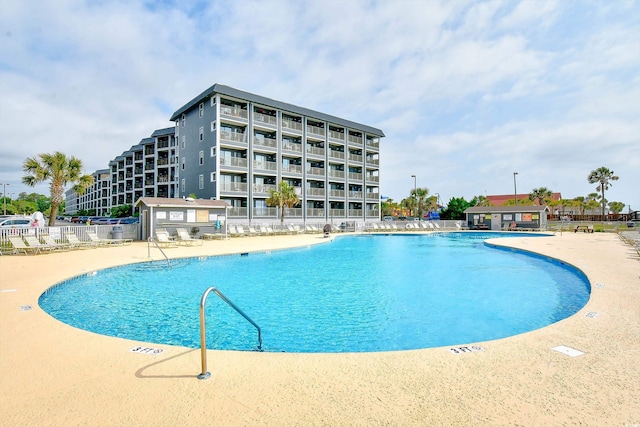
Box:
[220,106,248,120]
[348,172,363,181]
[220,157,248,168]
[282,119,302,132]
[253,112,277,127]
[253,135,277,149]
[282,141,302,153]
[306,145,325,156]
[329,170,345,179]
[348,191,363,199]
[329,189,345,198]
[307,208,325,217]
[348,209,363,217]
[253,183,277,194]
[253,207,277,217]
[307,167,325,177]
[282,164,302,174]
[348,153,363,163]
[253,160,277,171]
[220,130,247,145]
[220,182,248,192]
[307,187,325,197]
[348,134,363,145]
[306,124,325,137]
[228,207,248,217]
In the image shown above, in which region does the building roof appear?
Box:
[464,205,550,214]
[134,197,229,209]
[169,83,385,137]
[486,193,562,206]
[150,127,175,137]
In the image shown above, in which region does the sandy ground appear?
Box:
[0,231,638,426]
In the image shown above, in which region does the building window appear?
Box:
[175,121,179,136]
[181,178,185,193]
[210,147,215,157]
[199,151,204,165]
[210,172,216,182]
[199,127,204,141]
[181,113,186,127]
[210,121,216,132]
[199,174,204,189]
[199,102,204,118]
[181,157,185,170]
[210,96,216,107]
[181,136,185,149]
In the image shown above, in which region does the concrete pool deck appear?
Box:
[0,231,638,426]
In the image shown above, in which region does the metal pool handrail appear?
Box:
[198,286,262,380]
[147,236,170,267]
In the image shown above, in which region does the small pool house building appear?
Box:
[464,205,549,231]
[135,197,229,240]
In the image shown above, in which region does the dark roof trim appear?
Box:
[151,127,175,137]
[169,83,385,137]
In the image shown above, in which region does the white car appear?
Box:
[0,217,32,228]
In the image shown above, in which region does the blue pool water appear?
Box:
[39,233,590,353]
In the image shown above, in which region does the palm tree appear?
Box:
[572,196,585,216]
[411,187,430,219]
[472,195,492,207]
[528,187,553,205]
[267,180,300,223]
[587,167,619,216]
[22,152,93,226]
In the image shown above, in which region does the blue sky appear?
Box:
[1,0,638,211]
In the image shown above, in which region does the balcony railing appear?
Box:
[328,130,344,141]
[220,182,248,192]
[157,158,170,166]
[329,209,345,217]
[306,145,325,156]
[328,189,345,198]
[253,160,277,171]
[144,180,154,186]
[329,170,345,179]
[348,209,363,217]
[220,130,247,144]
[253,183,277,194]
[348,153,363,163]
[252,207,277,217]
[366,175,379,183]
[253,136,277,149]
[348,135,363,145]
[307,124,325,137]
[157,176,170,183]
[348,172,363,181]
[134,182,143,189]
[282,119,302,132]
[366,139,380,149]
[366,209,380,217]
[282,164,302,174]
[144,164,155,170]
[253,112,277,127]
[220,105,248,120]
[329,149,345,159]
[348,191,363,199]
[307,167,325,176]
[228,207,248,217]
[366,158,379,166]
[366,193,379,200]
[283,207,302,217]
[306,187,325,197]
[282,141,302,152]
[220,157,248,168]
[307,208,325,217]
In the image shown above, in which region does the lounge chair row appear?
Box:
[153,228,204,247]
[6,231,132,255]
[227,224,323,237]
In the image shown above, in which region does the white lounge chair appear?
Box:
[7,236,32,255]
[176,228,203,246]
[154,230,178,247]
[23,234,56,252]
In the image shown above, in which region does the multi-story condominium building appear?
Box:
[109,127,178,209]
[65,169,111,216]
[170,84,384,223]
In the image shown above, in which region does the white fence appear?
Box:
[1,224,139,247]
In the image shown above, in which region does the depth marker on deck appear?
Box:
[552,345,585,357]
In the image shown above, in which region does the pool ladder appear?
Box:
[198,287,262,380]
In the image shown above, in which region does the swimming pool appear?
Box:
[39,233,590,353]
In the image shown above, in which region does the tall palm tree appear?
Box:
[528,187,553,205]
[410,187,429,219]
[587,167,619,216]
[267,180,300,223]
[572,196,585,216]
[22,151,93,226]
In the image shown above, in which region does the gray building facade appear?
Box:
[170,84,385,224]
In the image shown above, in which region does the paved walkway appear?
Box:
[1,232,638,426]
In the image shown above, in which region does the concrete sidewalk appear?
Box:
[1,232,638,426]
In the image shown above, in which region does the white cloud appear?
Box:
[0,0,638,211]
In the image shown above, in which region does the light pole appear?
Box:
[513,172,518,206]
[435,192,440,215]
[411,175,417,218]
[1,183,9,215]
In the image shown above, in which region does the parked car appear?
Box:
[119,217,139,224]
[0,217,32,228]
[382,216,395,222]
